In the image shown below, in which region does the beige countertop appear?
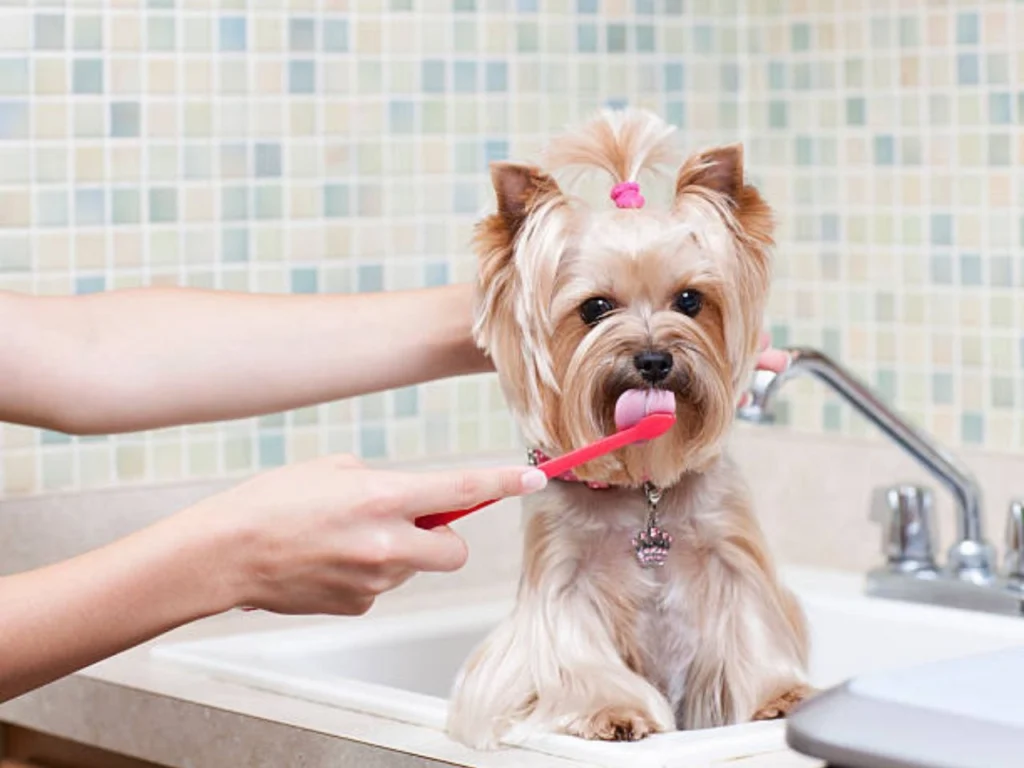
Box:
[0,576,822,768]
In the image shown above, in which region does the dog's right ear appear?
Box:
[491,162,562,233]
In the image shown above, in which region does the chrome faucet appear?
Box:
[738,346,1024,617]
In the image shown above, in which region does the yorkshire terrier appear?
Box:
[447,109,811,748]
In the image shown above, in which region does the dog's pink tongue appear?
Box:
[614,389,676,431]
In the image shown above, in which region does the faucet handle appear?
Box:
[1004,500,1024,584]
[876,484,938,573]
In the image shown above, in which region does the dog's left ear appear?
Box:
[491,162,563,231]
[674,144,773,246]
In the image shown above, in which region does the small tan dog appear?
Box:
[447,109,810,749]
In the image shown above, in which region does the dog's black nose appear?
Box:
[634,350,673,383]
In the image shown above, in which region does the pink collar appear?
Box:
[528,448,613,490]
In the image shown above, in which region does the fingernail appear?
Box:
[521,469,548,493]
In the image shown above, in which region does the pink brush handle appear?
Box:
[414,413,675,530]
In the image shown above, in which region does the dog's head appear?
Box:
[473,110,773,488]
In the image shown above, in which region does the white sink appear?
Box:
[152,567,1024,767]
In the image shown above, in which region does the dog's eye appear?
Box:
[673,289,704,318]
[579,297,616,326]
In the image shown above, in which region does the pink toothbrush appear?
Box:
[415,412,676,530]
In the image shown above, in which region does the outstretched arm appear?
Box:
[0,284,490,435]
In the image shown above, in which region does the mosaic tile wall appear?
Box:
[0,0,1021,496]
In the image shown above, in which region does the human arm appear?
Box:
[0,284,491,435]
[0,456,545,702]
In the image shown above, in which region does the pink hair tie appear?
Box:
[610,181,645,209]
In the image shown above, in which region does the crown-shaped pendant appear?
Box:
[633,482,672,568]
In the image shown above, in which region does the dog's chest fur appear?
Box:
[524,474,720,716]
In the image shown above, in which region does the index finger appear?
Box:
[384,465,548,519]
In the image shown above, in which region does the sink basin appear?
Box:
[152,567,1024,766]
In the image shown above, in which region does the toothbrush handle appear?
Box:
[415,499,497,530]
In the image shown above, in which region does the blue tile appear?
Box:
[791,22,810,51]
[359,426,387,459]
[149,188,177,223]
[289,60,315,93]
[422,60,446,92]
[898,16,917,47]
[453,182,478,213]
[635,0,654,14]
[259,433,285,467]
[956,12,979,45]
[823,402,841,432]
[961,412,984,444]
[75,275,105,295]
[255,186,282,219]
[147,17,175,50]
[821,214,840,242]
[323,19,348,52]
[770,324,790,348]
[636,25,655,52]
[577,0,598,10]
[960,253,982,285]
[425,262,448,287]
[664,63,684,91]
[74,16,103,50]
[0,60,29,94]
[516,0,537,10]
[454,61,477,92]
[454,0,476,9]
[989,93,1012,124]
[991,255,1013,287]
[930,253,953,284]
[291,267,318,294]
[578,24,598,52]
[793,63,812,90]
[219,18,246,51]
[255,143,282,177]
[358,264,383,292]
[484,140,508,163]
[768,101,787,128]
[693,24,713,54]
[664,0,682,12]
[389,100,415,132]
[876,370,897,403]
[846,97,866,125]
[221,187,248,221]
[957,54,979,85]
[37,190,68,227]
[41,430,71,445]
[222,229,249,262]
[932,372,953,404]
[930,213,953,245]
[111,189,140,224]
[720,63,739,92]
[393,387,419,417]
[34,15,65,50]
[822,328,841,357]
[607,23,627,52]
[515,21,538,52]
[873,134,895,165]
[72,59,103,94]
[665,100,684,128]
[455,142,478,172]
[290,19,316,51]
[795,136,814,165]
[485,61,507,91]
[110,102,140,138]
[606,97,627,111]
[767,61,785,90]
[324,184,349,217]
[74,189,105,226]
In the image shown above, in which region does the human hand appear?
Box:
[182,454,546,617]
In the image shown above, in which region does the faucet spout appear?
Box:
[738,346,995,583]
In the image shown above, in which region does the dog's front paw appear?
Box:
[565,705,664,742]
[751,683,816,720]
